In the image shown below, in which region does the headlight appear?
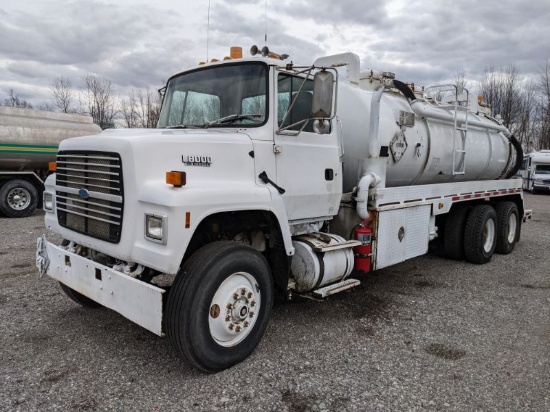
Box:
[535,179,543,184]
[43,192,54,212]
[145,214,167,244]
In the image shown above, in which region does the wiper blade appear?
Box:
[165,124,202,129]
[205,114,263,128]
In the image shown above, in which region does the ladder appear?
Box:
[424,85,469,175]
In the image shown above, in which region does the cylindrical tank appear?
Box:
[291,233,354,292]
[337,80,516,192]
[0,106,101,171]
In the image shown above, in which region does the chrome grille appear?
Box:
[56,151,124,243]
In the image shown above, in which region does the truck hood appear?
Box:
[57,128,256,195]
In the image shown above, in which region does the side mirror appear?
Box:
[311,70,334,118]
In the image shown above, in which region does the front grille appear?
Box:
[56,151,124,243]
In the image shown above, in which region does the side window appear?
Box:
[277,74,314,132]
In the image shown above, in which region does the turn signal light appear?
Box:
[48,162,57,172]
[166,171,186,187]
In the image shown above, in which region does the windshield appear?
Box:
[534,165,550,175]
[158,62,268,128]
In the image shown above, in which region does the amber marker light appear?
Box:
[166,171,186,187]
[230,46,243,59]
[48,162,57,172]
[185,212,191,229]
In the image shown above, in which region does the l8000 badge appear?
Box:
[182,155,212,167]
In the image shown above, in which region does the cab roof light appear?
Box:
[166,171,186,187]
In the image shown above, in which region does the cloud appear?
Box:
[0,0,549,107]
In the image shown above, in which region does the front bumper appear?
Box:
[36,235,165,336]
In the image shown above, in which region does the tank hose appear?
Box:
[392,80,417,101]
[505,135,523,179]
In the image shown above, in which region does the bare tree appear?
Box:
[120,90,139,128]
[120,87,162,128]
[478,65,534,148]
[81,74,118,129]
[50,77,75,113]
[2,89,33,109]
[534,60,550,150]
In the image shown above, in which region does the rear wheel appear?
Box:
[0,179,38,218]
[444,205,472,260]
[166,241,273,373]
[494,202,520,254]
[464,205,497,264]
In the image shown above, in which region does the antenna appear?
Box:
[207,0,211,61]
[264,0,267,45]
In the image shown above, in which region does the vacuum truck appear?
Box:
[0,107,101,217]
[36,46,530,373]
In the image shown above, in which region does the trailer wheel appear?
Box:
[444,205,472,260]
[166,241,273,373]
[464,205,497,264]
[59,283,103,308]
[0,179,38,218]
[494,202,519,254]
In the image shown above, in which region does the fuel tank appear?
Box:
[0,107,101,171]
[337,80,517,192]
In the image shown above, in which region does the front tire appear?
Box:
[0,179,38,218]
[166,241,273,373]
[464,205,497,264]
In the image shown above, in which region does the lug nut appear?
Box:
[235,326,242,332]
[247,292,252,298]
[251,300,256,307]
[249,312,255,318]
[225,316,230,322]
[244,321,250,328]
[226,303,233,309]
[233,293,239,300]
[241,288,246,295]
[228,323,234,330]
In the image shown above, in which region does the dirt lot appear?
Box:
[1,193,549,411]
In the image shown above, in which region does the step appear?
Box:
[312,279,361,298]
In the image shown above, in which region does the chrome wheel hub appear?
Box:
[209,272,260,347]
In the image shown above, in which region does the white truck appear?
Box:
[0,107,101,217]
[36,46,530,373]
[519,150,550,193]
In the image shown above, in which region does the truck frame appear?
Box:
[36,47,530,373]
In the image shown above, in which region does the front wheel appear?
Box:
[166,241,273,373]
[464,205,497,264]
[0,179,38,218]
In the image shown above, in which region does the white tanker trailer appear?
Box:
[37,48,530,373]
[0,107,101,217]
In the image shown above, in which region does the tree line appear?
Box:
[1,63,549,151]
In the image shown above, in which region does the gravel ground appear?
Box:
[1,193,549,411]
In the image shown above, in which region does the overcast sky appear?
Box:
[1,0,549,107]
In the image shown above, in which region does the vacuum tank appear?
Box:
[334,71,521,192]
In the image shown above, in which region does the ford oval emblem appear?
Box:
[78,188,90,199]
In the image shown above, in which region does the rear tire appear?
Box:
[444,205,472,260]
[494,202,520,254]
[166,241,273,373]
[0,179,38,218]
[464,205,497,264]
[59,283,103,308]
